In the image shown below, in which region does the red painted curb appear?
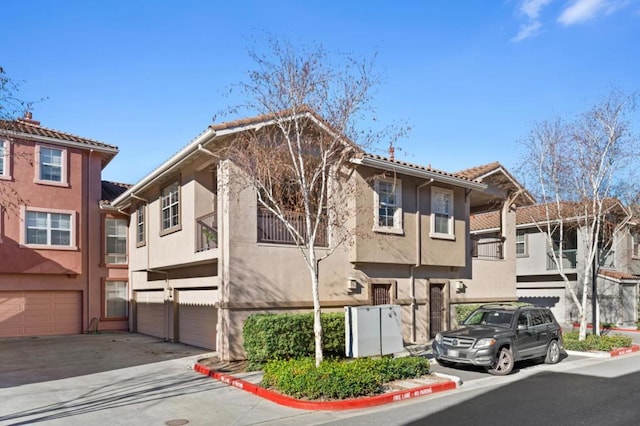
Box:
[193,363,457,411]
[609,345,640,357]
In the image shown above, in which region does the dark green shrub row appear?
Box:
[563,331,632,352]
[261,356,431,400]
[243,312,344,369]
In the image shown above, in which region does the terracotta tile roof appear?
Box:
[1,119,118,151]
[517,199,628,226]
[101,181,132,204]
[359,153,479,184]
[599,270,640,281]
[456,162,502,179]
[471,210,501,231]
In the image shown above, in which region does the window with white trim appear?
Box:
[24,208,74,247]
[430,187,454,239]
[35,145,66,184]
[373,178,403,233]
[633,233,640,258]
[136,204,145,245]
[516,230,527,256]
[104,280,128,318]
[161,182,180,231]
[105,218,127,264]
[0,140,9,179]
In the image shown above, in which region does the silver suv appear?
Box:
[432,304,563,375]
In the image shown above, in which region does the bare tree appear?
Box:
[223,38,385,366]
[520,90,639,340]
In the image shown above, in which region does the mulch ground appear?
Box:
[196,356,249,374]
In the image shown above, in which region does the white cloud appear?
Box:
[557,0,621,25]
[520,0,554,19]
[511,21,544,41]
[512,0,553,41]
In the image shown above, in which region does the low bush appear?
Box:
[261,356,431,400]
[243,312,344,370]
[563,331,632,352]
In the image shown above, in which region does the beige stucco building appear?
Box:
[112,111,514,360]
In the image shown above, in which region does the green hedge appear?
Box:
[243,312,344,369]
[563,331,633,352]
[261,356,431,400]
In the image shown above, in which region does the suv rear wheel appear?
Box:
[544,340,561,364]
[486,347,514,376]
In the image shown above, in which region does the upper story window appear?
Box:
[516,230,527,256]
[22,206,76,249]
[105,218,127,264]
[161,182,180,233]
[430,187,454,240]
[0,140,9,180]
[35,144,67,186]
[373,178,403,234]
[136,204,146,246]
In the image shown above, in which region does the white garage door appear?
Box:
[178,290,217,350]
[518,288,567,324]
[0,291,82,337]
[136,291,166,339]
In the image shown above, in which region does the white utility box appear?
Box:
[345,304,403,358]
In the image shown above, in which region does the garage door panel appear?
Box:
[0,291,82,337]
[136,300,166,339]
[178,304,216,350]
[518,288,567,324]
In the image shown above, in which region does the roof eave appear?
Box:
[352,156,486,191]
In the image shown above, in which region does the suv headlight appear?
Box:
[475,338,496,349]
[435,333,442,344]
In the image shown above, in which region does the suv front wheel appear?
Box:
[486,347,514,376]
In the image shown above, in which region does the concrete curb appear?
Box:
[565,344,640,358]
[193,363,458,411]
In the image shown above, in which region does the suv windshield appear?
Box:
[463,309,514,328]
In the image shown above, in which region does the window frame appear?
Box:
[104,217,128,266]
[0,139,10,180]
[34,144,68,186]
[430,186,455,240]
[373,177,403,235]
[516,230,528,257]
[20,206,76,250]
[136,204,146,247]
[160,181,181,235]
[102,279,128,320]
[632,233,640,259]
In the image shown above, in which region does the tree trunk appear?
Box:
[579,278,589,340]
[308,247,324,367]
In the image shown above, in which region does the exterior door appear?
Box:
[429,284,445,338]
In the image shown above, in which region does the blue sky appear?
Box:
[1,0,638,184]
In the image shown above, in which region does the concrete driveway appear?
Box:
[0,332,310,425]
[0,332,210,387]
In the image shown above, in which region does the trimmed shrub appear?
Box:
[563,331,632,352]
[261,356,431,400]
[243,312,345,369]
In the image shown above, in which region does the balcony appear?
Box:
[471,237,504,260]
[257,207,328,247]
[547,249,577,270]
[196,212,217,252]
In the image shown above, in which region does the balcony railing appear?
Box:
[471,237,504,260]
[257,207,328,247]
[547,249,577,270]
[196,212,217,252]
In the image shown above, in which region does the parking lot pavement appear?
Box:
[0,332,211,387]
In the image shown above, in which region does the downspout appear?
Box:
[410,179,434,342]
[131,193,148,333]
[198,144,220,158]
[86,149,94,332]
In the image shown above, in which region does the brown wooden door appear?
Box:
[429,284,445,338]
[371,284,391,305]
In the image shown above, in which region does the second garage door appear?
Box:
[518,287,567,324]
[177,290,217,350]
[0,291,82,337]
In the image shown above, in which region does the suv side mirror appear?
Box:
[517,323,528,331]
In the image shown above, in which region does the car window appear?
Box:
[530,310,545,326]
[517,312,529,327]
[464,309,513,328]
[541,310,554,324]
